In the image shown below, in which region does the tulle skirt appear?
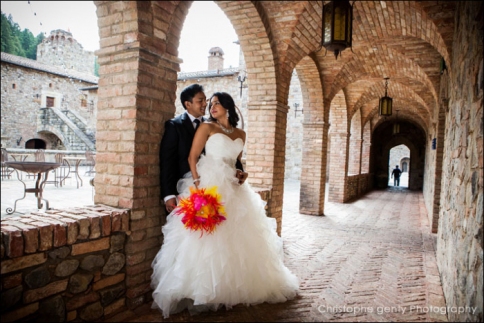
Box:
[151,155,299,318]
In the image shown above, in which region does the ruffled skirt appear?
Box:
[151,155,299,318]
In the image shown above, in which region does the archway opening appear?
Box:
[25,138,46,149]
[388,144,410,188]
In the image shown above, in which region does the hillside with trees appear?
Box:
[1,11,44,59]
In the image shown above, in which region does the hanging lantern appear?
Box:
[379,77,392,116]
[321,0,353,60]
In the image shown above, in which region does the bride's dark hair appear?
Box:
[208,92,239,128]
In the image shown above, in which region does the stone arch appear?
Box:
[38,129,70,150]
[353,1,451,69]
[330,45,438,121]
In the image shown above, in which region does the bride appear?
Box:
[151,92,299,318]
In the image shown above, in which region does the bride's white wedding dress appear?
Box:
[151,133,299,318]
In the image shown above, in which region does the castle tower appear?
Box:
[208,47,224,70]
[36,29,95,75]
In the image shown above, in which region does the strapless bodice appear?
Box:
[205,133,244,164]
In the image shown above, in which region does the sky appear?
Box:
[0,1,240,72]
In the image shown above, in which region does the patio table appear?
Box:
[5,161,61,214]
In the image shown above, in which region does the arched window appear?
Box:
[25,139,46,149]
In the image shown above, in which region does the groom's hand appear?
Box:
[236,169,248,185]
[165,198,177,213]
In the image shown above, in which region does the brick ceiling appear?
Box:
[218,1,456,135]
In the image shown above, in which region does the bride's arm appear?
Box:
[188,123,211,188]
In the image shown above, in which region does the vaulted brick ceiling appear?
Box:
[225,1,456,135]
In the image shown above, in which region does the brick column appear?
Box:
[94,0,185,310]
[299,121,329,215]
[246,101,288,235]
[361,123,371,174]
[348,139,363,175]
[328,132,349,202]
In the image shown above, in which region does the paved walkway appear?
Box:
[1,173,446,322]
[105,180,447,322]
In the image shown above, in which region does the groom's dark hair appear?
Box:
[208,92,239,127]
[180,84,204,110]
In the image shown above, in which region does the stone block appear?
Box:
[30,221,53,251]
[79,301,103,321]
[68,273,94,294]
[23,279,68,304]
[62,217,79,245]
[103,297,126,317]
[1,302,39,322]
[1,253,47,275]
[102,252,125,275]
[65,291,100,311]
[93,273,125,291]
[2,272,22,289]
[71,237,110,256]
[24,266,51,289]
[2,225,24,258]
[100,213,112,236]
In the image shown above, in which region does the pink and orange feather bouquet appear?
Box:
[174,186,227,235]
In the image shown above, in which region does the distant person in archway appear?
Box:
[391,165,402,186]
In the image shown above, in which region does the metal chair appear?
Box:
[27,149,46,179]
[55,153,69,186]
[1,148,14,180]
[85,150,96,175]
[35,149,45,162]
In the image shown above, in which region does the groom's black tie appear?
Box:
[194,118,200,130]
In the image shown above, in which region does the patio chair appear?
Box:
[27,149,46,179]
[35,149,45,162]
[1,148,14,180]
[85,150,96,176]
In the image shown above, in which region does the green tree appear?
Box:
[21,29,37,59]
[1,11,43,59]
[1,12,14,53]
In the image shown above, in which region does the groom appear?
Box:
[159,84,247,213]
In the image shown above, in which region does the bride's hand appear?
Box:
[193,177,201,189]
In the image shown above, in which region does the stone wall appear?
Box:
[0,62,97,150]
[37,30,95,75]
[436,2,483,321]
[0,206,130,322]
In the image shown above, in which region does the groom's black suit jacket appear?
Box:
[160,112,245,200]
[160,112,199,199]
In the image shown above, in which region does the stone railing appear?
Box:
[1,205,130,322]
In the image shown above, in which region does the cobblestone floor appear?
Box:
[104,180,447,322]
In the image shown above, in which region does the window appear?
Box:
[46,97,55,108]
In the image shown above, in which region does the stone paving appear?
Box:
[104,179,447,322]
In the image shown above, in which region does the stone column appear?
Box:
[246,101,288,235]
[299,121,329,215]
